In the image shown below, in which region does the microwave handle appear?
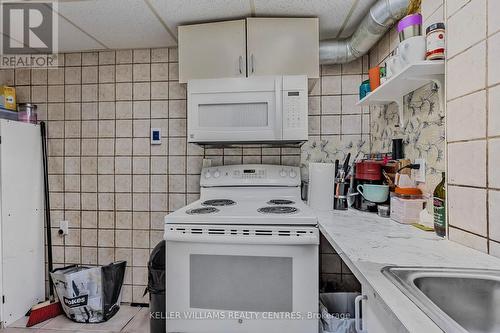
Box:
[238,56,243,75]
[250,54,255,74]
[276,77,283,139]
[164,233,319,245]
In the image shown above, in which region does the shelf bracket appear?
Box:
[396,96,405,128]
[393,75,444,128]
[430,76,445,117]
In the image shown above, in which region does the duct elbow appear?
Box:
[319,39,357,65]
[319,0,409,65]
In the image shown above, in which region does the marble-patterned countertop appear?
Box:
[317,209,500,333]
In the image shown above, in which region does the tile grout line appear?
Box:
[446,81,500,103]
[486,0,490,253]
[448,225,488,241]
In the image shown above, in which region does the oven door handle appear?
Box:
[164,233,319,245]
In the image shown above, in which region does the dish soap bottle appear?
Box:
[433,172,446,237]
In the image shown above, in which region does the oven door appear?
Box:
[165,225,319,333]
[187,77,282,143]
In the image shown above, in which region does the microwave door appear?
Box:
[188,90,281,143]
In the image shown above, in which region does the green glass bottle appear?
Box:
[433,172,446,237]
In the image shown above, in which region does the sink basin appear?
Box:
[382,267,500,333]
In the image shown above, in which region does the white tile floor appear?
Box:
[1,305,149,333]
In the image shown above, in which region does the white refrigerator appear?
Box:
[0,120,45,327]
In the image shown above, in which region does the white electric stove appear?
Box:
[164,164,319,333]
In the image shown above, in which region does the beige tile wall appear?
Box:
[446,0,500,255]
[303,56,371,167]
[0,47,370,301]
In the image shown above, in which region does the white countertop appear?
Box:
[317,209,500,333]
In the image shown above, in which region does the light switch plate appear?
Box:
[60,220,69,236]
[414,158,426,182]
[151,128,161,145]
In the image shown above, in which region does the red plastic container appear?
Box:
[355,161,382,181]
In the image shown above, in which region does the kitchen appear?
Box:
[0,0,498,332]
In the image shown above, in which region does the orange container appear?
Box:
[368,67,381,91]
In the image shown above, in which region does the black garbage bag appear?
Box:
[51,261,127,323]
[147,241,166,333]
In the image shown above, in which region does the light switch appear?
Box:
[151,128,161,145]
[59,220,69,236]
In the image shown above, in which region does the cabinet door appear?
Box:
[362,285,408,333]
[246,18,319,78]
[178,19,247,83]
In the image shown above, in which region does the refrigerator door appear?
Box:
[0,120,45,327]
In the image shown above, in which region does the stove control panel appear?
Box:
[201,164,301,187]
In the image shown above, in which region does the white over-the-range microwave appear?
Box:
[187,75,308,145]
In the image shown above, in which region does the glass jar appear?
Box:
[17,103,38,124]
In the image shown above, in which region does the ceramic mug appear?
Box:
[386,54,403,77]
[398,35,426,67]
[357,184,389,203]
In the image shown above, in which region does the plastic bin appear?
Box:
[319,292,360,333]
[147,241,166,333]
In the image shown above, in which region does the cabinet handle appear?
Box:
[251,54,255,74]
[355,295,367,333]
[238,56,243,74]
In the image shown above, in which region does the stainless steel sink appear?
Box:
[382,267,500,333]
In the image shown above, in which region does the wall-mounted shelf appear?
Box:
[357,60,445,126]
[0,108,18,121]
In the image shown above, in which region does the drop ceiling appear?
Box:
[54,0,377,52]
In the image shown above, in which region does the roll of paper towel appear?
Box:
[307,163,335,211]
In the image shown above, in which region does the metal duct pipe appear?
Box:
[319,0,409,64]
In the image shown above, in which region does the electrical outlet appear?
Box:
[414,159,426,183]
[59,220,69,236]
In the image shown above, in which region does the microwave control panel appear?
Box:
[282,76,308,141]
[284,91,303,128]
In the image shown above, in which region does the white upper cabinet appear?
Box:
[178,17,319,83]
[246,18,319,78]
[178,20,247,83]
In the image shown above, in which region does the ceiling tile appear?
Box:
[148,0,251,37]
[57,15,105,52]
[52,0,379,51]
[252,0,356,40]
[57,0,176,50]
[339,0,378,39]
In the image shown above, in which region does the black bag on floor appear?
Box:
[147,241,166,333]
[51,261,127,323]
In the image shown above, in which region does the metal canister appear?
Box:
[397,14,422,42]
[426,23,446,60]
[17,103,38,124]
